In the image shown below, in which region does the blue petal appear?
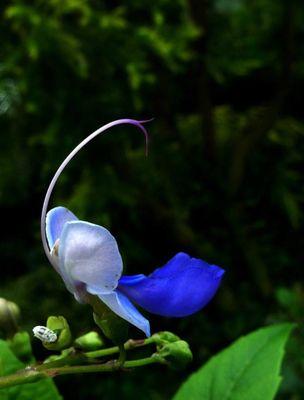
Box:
[118,252,224,317]
[87,286,150,337]
[46,207,78,249]
[59,221,123,295]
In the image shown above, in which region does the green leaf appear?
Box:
[0,339,62,400]
[173,323,295,400]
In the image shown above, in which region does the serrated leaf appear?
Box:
[0,339,62,400]
[173,323,295,400]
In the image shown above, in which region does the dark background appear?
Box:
[1,0,304,399]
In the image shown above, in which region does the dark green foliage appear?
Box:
[1,0,304,398]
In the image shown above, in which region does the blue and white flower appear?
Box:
[41,119,225,337]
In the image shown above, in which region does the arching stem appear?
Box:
[41,119,150,265]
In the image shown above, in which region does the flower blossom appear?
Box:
[41,119,224,337]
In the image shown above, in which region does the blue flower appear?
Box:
[46,206,224,337]
[41,119,225,337]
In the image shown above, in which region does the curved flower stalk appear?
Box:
[41,119,224,338]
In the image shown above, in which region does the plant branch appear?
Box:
[0,335,164,390]
[0,355,162,390]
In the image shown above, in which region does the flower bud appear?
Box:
[44,348,74,364]
[74,331,105,351]
[157,340,193,370]
[0,298,20,336]
[43,316,72,351]
[8,331,33,363]
[152,331,180,345]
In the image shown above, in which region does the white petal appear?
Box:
[46,207,78,249]
[88,288,150,337]
[59,221,123,294]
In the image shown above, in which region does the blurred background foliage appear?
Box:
[0,0,304,398]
